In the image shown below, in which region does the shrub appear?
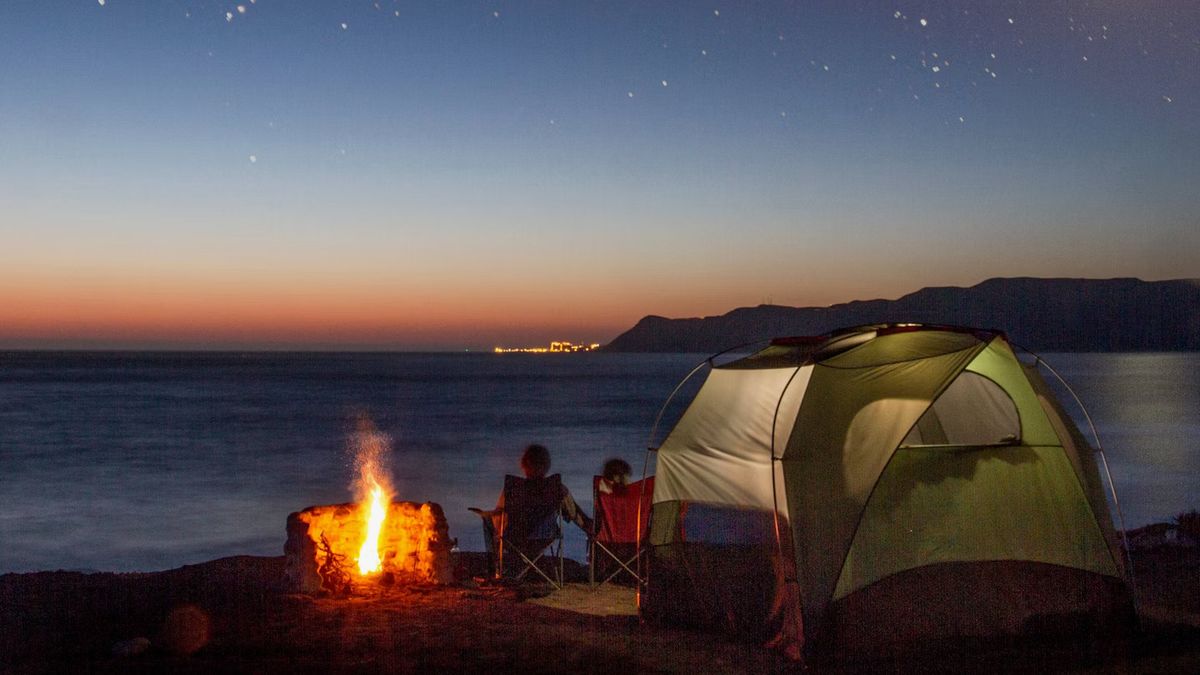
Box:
[1174,510,1200,539]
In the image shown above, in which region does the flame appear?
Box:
[350,414,392,576]
[357,477,387,575]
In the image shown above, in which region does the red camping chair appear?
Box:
[473,474,565,588]
[589,475,654,587]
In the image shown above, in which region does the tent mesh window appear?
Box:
[899,372,1020,448]
[834,354,1116,603]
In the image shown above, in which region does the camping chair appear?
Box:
[589,475,654,588]
[474,474,565,588]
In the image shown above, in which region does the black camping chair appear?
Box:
[472,474,564,588]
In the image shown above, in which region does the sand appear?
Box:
[2,549,1199,674]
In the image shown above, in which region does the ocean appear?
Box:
[1,351,1197,573]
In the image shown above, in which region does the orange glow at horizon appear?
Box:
[0,272,649,345]
[1,259,1114,347]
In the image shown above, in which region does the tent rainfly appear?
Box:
[641,324,1135,660]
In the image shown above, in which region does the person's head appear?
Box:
[520,443,551,478]
[602,457,632,486]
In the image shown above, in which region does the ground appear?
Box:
[1,550,1198,674]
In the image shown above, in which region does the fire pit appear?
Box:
[283,499,453,594]
[282,418,454,594]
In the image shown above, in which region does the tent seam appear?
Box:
[770,365,805,585]
[826,339,990,603]
[817,344,983,371]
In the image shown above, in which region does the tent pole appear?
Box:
[769,365,805,563]
[638,339,771,614]
[635,445,655,613]
[646,358,711,453]
[1019,345,1139,606]
[638,354,711,615]
[644,338,772,449]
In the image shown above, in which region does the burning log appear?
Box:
[284,500,454,594]
[317,534,353,596]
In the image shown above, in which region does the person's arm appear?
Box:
[469,486,505,518]
[560,486,593,533]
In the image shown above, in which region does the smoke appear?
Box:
[348,413,393,502]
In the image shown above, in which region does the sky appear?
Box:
[1,1,1197,350]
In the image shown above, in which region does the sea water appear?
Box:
[0,351,1197,573]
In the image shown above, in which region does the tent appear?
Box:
[641,324,1135,659]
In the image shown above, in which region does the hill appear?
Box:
[603,278,1200,352]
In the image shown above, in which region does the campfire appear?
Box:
[283,420,453,594]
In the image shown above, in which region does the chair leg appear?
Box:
[591,541,645,588]
[557,536,563,587]
[495,514,565,589]
[600,555,643,585]
[502,538,563,589]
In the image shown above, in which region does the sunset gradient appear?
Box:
[2,1,1197,349]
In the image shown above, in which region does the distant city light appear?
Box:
[493,341,602,354]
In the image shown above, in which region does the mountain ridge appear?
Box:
[603,277,1200,352]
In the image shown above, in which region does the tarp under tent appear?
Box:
[641,324,1135,660]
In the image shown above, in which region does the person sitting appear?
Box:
[590,456,652,585]
[474,444,592,578]
[598,457,633,495]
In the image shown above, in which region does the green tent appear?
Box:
[642,325,1134,659]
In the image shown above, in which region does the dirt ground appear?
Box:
[2,550,1199,674]
[0,554,779,674]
